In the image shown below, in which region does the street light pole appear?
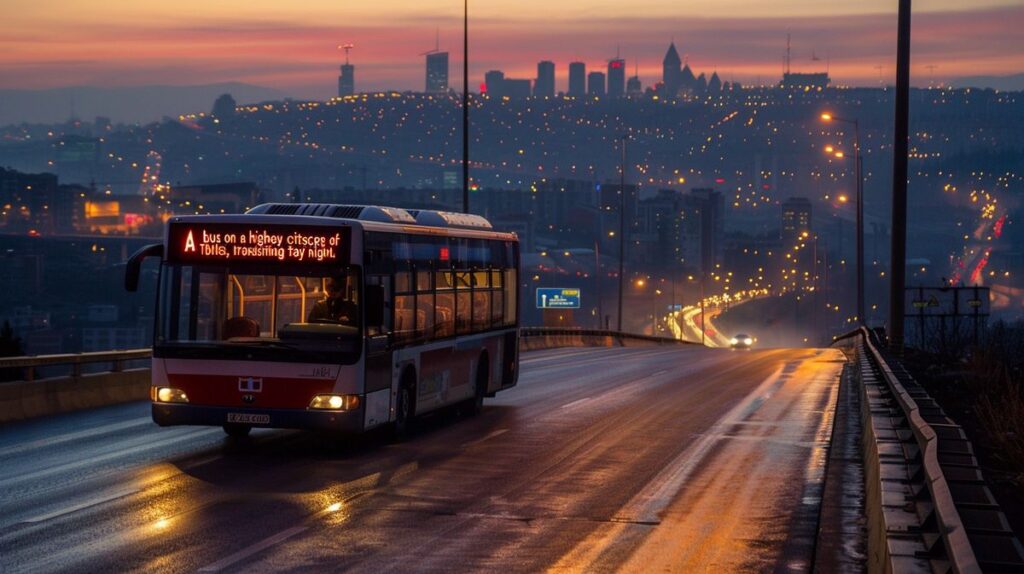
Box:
[822,113,865,326]
[890,0,912,351]
[461,0,470,214]
[617,134,627,332]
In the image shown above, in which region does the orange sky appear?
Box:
[2,1,1022,96]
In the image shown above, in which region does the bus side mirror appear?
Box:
[125,243,164,292]
[365,284,385,327]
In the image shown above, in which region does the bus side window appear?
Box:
[365,275,391,336]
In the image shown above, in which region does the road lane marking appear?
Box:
[0,417,153,459]
[560,397,592,410]
[461,428,508,448]
[550,364,788,572]
[0,428,218,490]
[20,488,141,524]
[196,525,309,572]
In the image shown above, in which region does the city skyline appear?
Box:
[1,1,1023,99]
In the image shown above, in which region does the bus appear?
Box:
[125,204,520,438]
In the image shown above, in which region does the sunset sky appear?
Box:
[2,0,1022,97]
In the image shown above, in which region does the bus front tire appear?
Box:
[223,423,252,439]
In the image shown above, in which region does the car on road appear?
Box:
[730,333,754,349]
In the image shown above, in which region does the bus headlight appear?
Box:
[309,394,360,411]
[153,387,189,403]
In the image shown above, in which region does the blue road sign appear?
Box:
[536,288,581,309]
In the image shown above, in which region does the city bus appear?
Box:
[125,204,520,438]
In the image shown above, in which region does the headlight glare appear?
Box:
[154,387,189,403]
[309,394,360,411]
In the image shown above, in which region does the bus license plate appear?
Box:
[227,413,270,424]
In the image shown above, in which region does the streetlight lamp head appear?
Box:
[821,113,833,121]
[824,145,834,153]
[834,151,845,158]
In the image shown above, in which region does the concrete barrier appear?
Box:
[0,370,150,424]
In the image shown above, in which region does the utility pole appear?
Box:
[616,135,627,332]
[890,0,912,351]
[462,0,470,214]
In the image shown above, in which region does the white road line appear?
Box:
[20,487,141,524]
[461,428,509,448]
[0,428,218,490]
[550,364,788,571]
[196,525,309,573]
[0,417,153,458]
[560,397,592,410]
[614,365,785,524]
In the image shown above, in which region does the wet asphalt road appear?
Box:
[0,345,845,573]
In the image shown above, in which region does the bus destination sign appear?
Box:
[168,223,349,265]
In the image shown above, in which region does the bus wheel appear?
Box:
[470,354,489,415]
[393,373,416,440]
[223,423,252,439]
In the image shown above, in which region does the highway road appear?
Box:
[0,344,845,573]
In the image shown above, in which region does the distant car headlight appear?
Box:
[309,394,361,411]
[730,337,739,345]
[152,387,189,403]
[744,337,754,345]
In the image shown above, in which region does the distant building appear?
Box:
[484,70,505,97]
[780,72,830,90]
[503,79,532,98]
[781,197,813,238]
[426,52,449,93]
[708,71,722,93]
[626,74,642,97]
[689,188,724,275]
[568,62,586,97]
[338,64,355,97]
[607,59,626,98]
[535,61,555,98]
[212,93,237,118]
[662,43,681,97]
[170,182,263,215]
[587,71,606,97]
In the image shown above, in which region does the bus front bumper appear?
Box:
[152,403,366,433]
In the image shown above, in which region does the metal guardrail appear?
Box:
[0,327,693,384]
[519,326,700,346]
[837,327,1024,573]
[0,349,151,382]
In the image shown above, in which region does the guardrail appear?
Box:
[0,348,151,382]
[835,327,1024,573]
[520,326,700,347]
[0,349,152,424]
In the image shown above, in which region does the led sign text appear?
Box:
[172,224,345,264]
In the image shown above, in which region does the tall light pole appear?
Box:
[461,0,470,214]
[822,112,865,325]
[890,0,912,351]
[616,134,627,332]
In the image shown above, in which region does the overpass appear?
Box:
[0,330,1021,573]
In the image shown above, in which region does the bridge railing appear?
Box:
[0,349,152,424]
[0,349,151,383]
[835,327,1024,573]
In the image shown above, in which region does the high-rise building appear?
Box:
[587,71,606,97]
[503,79,532,98]
[626,74,642,97]
[535,61,555,98]
[662,42,681,97]
[689,188,724,275]
[781,197,813,238]
[485,70,505,97]
[338,63,354,97]
[607,58,626,98]
[425,52,449,93]
[568,62,586,97]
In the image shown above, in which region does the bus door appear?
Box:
[364,274,392,427]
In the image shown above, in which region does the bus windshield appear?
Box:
[157,264,361,363]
